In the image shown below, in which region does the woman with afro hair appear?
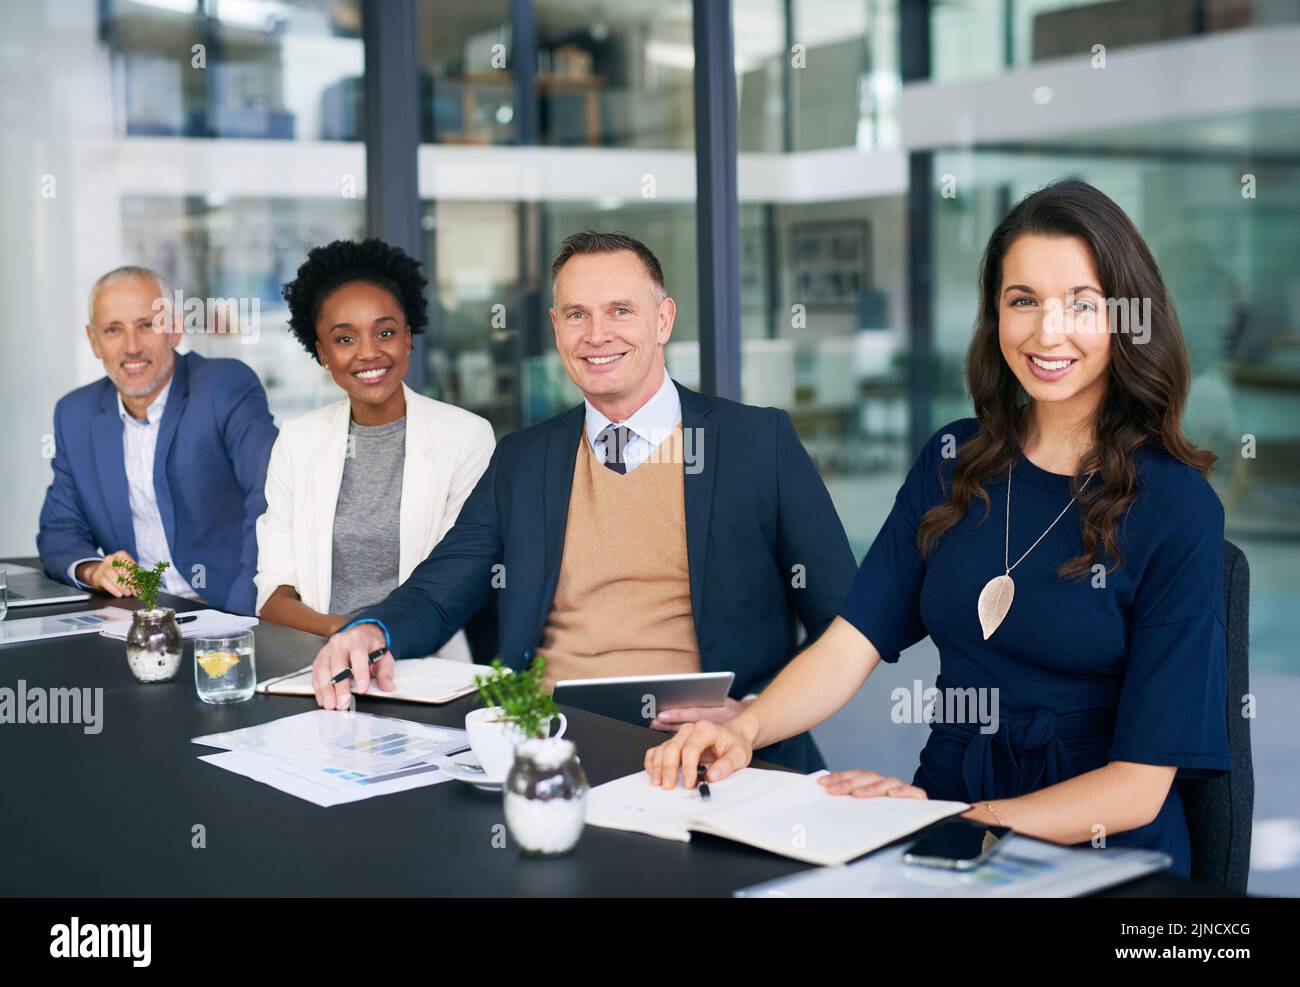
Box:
[253,238,495,659]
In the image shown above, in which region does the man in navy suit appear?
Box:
[37,266,278,616]
[312,234,856,771]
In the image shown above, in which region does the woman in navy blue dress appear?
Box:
[645,179,1231,877]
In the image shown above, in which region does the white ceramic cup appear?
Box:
[464,706,568,781]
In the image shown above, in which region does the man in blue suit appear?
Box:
[38,266,278,616]
[312,233,856,771]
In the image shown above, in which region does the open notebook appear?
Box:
[586,767,970,867]
[258,657,494,705]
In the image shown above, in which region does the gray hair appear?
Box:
[87,265,171,324]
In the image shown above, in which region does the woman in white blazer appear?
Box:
[256,239,495,660]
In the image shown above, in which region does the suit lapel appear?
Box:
[91,384,135,557]
[539,404,585,625]
[677,383,718,632]
[151,353,190,556]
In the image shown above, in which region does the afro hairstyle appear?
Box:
[282,238,428,363]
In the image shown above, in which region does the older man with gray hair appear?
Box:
[37,265,278,615]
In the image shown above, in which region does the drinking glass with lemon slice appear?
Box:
[194,630,256,704]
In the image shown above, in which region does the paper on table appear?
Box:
[0,562,38,576]
[586,768,970,866]
[0,607,133,647]
[98,608,257,641]
[735,836,1173,898]
[198,748,457,806]
[258,656,492,705]
[193,709,468,805]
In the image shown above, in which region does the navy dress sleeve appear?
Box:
[1108,469,1232,778]
[838,419,974,662]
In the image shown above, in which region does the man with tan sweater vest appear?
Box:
[310,232,857,771]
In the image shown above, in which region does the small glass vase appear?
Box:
[503,737,589,858]
[126,607,183,683]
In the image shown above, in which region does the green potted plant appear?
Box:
[470,655,588,857]
[473,656,560,740]
[114,559,183,683]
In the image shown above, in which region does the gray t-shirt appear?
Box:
[330,415,406,615]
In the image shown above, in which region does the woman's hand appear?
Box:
[644,719,756,789]
[818,769,928,799]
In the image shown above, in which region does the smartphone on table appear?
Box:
[903,819,1013,871]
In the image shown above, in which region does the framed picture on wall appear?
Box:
[789,220,871,310]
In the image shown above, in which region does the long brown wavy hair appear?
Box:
[916,179,1215,579]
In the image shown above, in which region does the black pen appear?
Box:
[329,647,390,684]
[697,763,711,800]
[176,614,199,625]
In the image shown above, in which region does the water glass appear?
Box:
[194,630,256,703]
[0,571,7,621]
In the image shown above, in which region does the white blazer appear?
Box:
[254,384,496,662]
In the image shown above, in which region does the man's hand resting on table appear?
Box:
[649,696,751,732]
[311,622,396,710]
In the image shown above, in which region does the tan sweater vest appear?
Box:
[538,422,701,689]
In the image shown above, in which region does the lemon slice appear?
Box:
[198,650,240,678]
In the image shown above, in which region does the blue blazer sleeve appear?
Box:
[37,398,100,584]
[773,410,857,642]
[354,439,506,657]
[214,361,278,615]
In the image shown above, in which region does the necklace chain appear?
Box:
[1003,463,1095,575]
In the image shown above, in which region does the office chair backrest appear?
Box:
[1175,540,1254,893]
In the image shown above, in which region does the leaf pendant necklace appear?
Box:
[977,463,1095,640]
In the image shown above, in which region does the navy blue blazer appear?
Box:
[358,382,857,771]
[37,352,278,615]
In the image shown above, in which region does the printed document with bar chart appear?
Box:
[192,709,468,806]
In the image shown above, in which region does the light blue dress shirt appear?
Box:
[583,371,682,472]
[69,377,198,598]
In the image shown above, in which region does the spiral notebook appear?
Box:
[97,609,257,641]
[257,656,494,705]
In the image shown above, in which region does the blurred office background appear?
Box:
[1,0,1297,892]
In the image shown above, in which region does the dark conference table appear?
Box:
[1,569,1231,897]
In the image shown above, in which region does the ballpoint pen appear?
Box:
[328,647,390,684]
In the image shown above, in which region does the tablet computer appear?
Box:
[552,671,736,728]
